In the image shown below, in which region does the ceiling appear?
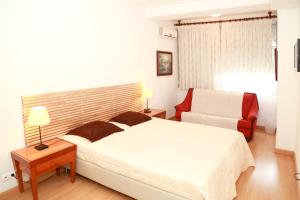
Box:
[137,0,199,6]
[137,0,300,20]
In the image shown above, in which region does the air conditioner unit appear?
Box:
[158,27,177,39]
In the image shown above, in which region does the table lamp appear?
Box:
[27,106,51,150]
[143,88,153,113]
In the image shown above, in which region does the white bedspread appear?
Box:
[75,118,255,200]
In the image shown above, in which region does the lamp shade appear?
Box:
[142,88,153,98]
[27,106,50,126]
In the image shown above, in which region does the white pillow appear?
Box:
[60,135,91,145]
[109,121,130,130]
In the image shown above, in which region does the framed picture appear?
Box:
[156,51,173,76]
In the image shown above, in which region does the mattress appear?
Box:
[63,118,254,200]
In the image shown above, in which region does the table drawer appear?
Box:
[35,151,75,174]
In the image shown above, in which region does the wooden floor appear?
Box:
[236,129,298,200]
[0,130,298,200]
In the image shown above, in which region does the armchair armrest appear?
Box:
[242,92,259,122]
[175,102,190,112]
[237,119,252,129]
[247,109,258,121]
[246,96,259,121]
[239,92,259,141]
[175,88,194,119]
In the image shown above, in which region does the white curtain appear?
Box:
[178,23,220,89]
[217,19,275,95]
[178,19,277,132]
[178,19,275,92]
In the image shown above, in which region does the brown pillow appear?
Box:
[67,121,124,142]
[110,111,151,126]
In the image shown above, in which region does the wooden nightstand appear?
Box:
[142,108,166,119]
[11,138,77,200]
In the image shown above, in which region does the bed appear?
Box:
[62,118,255,200]
[21,83,254,200]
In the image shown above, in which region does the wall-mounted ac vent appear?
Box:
[158,27,177,39]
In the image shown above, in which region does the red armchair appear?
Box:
[175,89,259,141]
[237,93,259,141]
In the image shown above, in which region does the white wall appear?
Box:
[0,0,177,192]
[295,4,300,173]
[276,8,299,151]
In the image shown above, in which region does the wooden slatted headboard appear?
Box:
[22,83,143,146]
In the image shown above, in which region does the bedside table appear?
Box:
[142,108,166,119]
[11,138,77,200]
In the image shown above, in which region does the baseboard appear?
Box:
[256,125,265,130]
[256,125,277,135]
[0,171,57,195]
[298,177,300,200]
[275,148,299,198]
[294,154,300,199]
[274,148,295,157]
[295,160,300,200]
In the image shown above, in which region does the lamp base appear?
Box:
[144,108,151,113]
[34,143,49,151]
